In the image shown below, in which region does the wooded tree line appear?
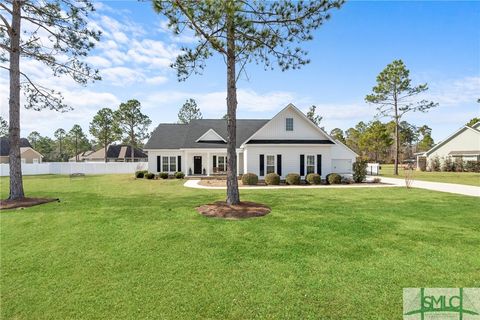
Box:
[329,120,434,163]
[0,99,151,162]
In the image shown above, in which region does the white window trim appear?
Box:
[217,155,227,172]
[161,156,177,173]
[306,154,316,175]
[266,154,276,174]
[286,117,294,131]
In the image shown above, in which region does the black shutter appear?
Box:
[300,154,305,176]
[277,154,282,176]
[317,154,322,176]
[156,156,161,172]
[213,155,217,168]
[177,156,182,172]
[259,154,264,176]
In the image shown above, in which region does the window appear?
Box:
[286,118,293,131]
[217,155,227,172]
[306,155,315,174]
[169,156,176,172]
[266,155,275,174]
[162,156,177,172]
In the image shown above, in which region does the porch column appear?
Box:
[236,151,239,176]
[184,151,188,175]
[207,151,211,176]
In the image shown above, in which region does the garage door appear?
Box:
[332,159,352,173]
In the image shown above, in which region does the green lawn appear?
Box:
[380,164,480,186]
[1,175,479,319]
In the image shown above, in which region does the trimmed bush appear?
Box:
[242,173,258,185]
[465,160,480,172]
[285,173,301,185]
[135,170,147,179]
[145,173,155,179]
[327,173,341,185]
[352,160,367,183]
[372,177,381,183]
[265,172,280,185]
[159,172,169,179]
[306,173,321,185]
[174,171,185,179]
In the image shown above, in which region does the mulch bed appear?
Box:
[0,198,59,210]
[196,201,271,219]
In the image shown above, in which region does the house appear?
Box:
[69,144,147,162]
[144,104,357,178]
[417,121,480,169]
[0,136,43,164]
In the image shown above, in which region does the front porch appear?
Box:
[184,150,244,177]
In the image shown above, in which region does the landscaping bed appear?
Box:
[0,197,59,210]
[196,201,271,219]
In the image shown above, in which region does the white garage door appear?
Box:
[332,159,352,173]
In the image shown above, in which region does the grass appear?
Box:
[380,164,480,186]
[1,174,479,319]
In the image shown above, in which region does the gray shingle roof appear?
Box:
[144,119,268,149]
[0,136,33,156]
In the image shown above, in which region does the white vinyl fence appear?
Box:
[0,162,148,177]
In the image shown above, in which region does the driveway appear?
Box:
[376,176,480,197]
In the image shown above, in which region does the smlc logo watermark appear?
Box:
[404,288,480,319]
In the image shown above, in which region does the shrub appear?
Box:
[135,170,147,179]
[174,171,185,179]
[145,173,155,179]
[285,173,301,185]
[372,177,381,183]
[242,173,258,185]
[159,172,169,179]
[265,173,280,185]
[306,173,321,185]
[429,156,441,172]
[327,173,341,185]
[441,157,453,172]
[465,160,480,172]
[352,160,367,183]
[342,176,354,184]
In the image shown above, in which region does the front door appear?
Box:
[194,156,202,174]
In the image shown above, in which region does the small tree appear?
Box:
[0,0,100,199]
[466,117,480,127]
[154,0,344,204]
[330,128,345,144]
[306,105,323,126]
[54,128,66,161]
[178,98,202,124]
[352,159,367,183]
[27,131,41,149]
[68,125,89,162]
[0,116,8,136]
[115,99,151,162]
[365,60,438,175]
[89,108,121,163]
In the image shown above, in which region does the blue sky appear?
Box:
[0,1,478,142]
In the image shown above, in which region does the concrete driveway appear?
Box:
[376,176,480,197]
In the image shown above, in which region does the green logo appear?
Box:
[403,288,480,320]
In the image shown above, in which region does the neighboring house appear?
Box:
[69,145,147,162]
[0,136,43,164]
[417,121,480,168]
[144,104,357,178]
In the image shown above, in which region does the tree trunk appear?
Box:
[394,98,399,176]
[8,0,25,200]
[225,9,240,205]
[131,127,134,162]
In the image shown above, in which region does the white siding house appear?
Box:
[419,121,480,168]
[144,104,357,178]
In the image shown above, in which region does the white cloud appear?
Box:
[423,76,480,107]
[101,67,145,86]
[84,56,112,68]
[145,76,169,85]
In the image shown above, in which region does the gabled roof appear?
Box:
[0,136,33,156]
[78,145,147,160]
[144,119,269,149]
[196,128,226,142]
[424,124,480,156]
[241,103,336,146]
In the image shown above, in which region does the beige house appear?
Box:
[417,121,480,169]
[0,137,43,164]
[69,145,147,162]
